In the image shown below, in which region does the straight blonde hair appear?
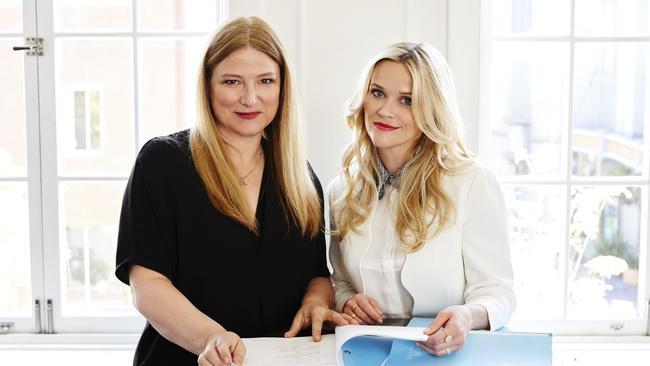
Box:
[190,16,321,237]
[334,42,473,252]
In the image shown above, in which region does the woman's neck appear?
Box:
[377,143,418,174]
[220,134,264,167]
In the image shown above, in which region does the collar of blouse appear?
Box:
[374,145,421,200]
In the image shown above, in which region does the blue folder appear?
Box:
[340,317,552,366]
[341,336,394,366]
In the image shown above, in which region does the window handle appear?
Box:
[35,299,43,333]
[46,299,55,334]
[12,37,43,56]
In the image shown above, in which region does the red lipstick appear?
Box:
[374,122,398,131]
[235,112,261,120]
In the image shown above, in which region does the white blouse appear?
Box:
[328,162,516,330]
[362,186,414,318]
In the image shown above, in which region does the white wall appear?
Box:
[229,0,479,189]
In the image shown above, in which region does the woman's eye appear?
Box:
[400,96,412,106]
[260,78,274,85]
[370,89,384,98]
[223,79,239,85]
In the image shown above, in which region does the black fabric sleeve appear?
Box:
[308,162,331,279]
[115,139,177,285]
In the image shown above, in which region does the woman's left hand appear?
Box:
[417,305,473,357]
[284,300,357,341]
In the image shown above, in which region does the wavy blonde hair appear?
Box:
[335,42,473,252]
[190,16,321,237]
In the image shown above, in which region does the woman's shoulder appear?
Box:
[138,129,191,162]
[442,159,502,201]
[134,129,193,178]
[446,159,496,183]
[326,174,348,200]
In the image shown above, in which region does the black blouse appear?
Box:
[115,129,329,365]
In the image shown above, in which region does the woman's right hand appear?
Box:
[343,293,383,325]
[197,330,246,366]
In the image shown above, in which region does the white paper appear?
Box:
[242,326,428,366]
[243,335,337,366]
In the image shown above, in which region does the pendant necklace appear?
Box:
[239,151,263,185]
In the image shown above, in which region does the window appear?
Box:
[0,0,228,333]
[67,88,102,151]
[481,0,649,334]
[0,0,33,328]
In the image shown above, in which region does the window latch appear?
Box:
[0,322,14,334]
[609,322,624,331]
[45,299,55,334]
[35,299,43,333]
[12,37,43,56]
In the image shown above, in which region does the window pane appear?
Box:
[568,186,642,320]
[490,0,569,36]
[506,185,566,320]
[74,91,86,150]
[138,0,217,32]
[0,0,22,33]
[59,181,134,316]
[575,0,650,36]
[0,39,27,177]
[56,38,135,176]
[489,42,570,177]
[89,91,101,149]
[0,182,31,317]
[572,43,647,177]
[53,0,131,32]
[139,38,204,143]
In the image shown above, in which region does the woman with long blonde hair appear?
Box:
[116,17,350,366]
[329,42,515,357]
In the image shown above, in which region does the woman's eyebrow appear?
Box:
[218,72,277,78]
[370,82,411,95]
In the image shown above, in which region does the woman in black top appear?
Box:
[115,17,351,366]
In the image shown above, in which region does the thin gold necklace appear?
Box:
[239,151,263,185]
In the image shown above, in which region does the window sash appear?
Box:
[0,0,44,334]
[0,0,228,334]
[477,0,650,335]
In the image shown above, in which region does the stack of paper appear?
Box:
[242,317,552,366]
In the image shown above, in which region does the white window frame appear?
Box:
[464,0,650,335]
[58,84,104,154]
[0,0,229,335]
[0,0,44,334]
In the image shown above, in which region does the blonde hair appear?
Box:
[190,16,321,237]
[335,42,473,252]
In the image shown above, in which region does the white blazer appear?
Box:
[328,162,516,330]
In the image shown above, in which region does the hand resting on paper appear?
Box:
[284,300,356,341]
[197,330,246,366]
[418,304,489,357]
[342,293,383,325]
